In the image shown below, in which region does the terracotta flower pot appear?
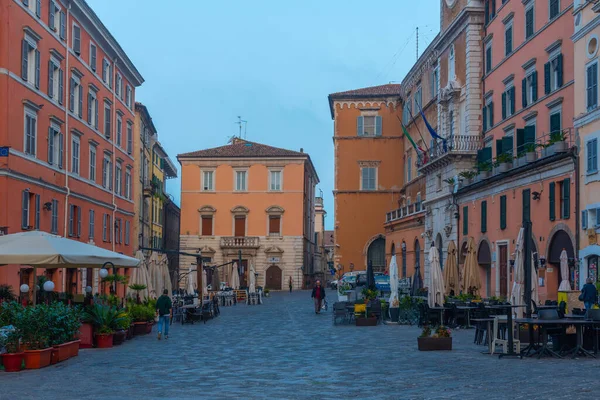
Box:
[417,337,452,351]
[23,348,52,369]
[355,316,378,326]
[95,333,114,349]
[52,342,71,362]
[133,322,147,336]
[112,330,127,346]
[1,353,24,372]
[67,340,81,357]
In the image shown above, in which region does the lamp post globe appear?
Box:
[43,280,55,292]
[99,268,109,279]
[20,284,30,293]
[85,286,93,293]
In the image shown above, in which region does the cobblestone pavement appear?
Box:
[1,290,599,399]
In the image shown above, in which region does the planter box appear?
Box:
[1,353,24,372]
[23,348,52,369]
[480,170,491,179]
[498,163,511,173]
[417,337,452,351]
[145,322,153,334]
[67,340,80,358]
[133,322,147,336]
[389,307,400,322]
[95,333,114,349]
[553,141,567,153]
[338,294,348,302]
[355,316,378,326]
[79,323,94,349]
[525,152,537,163]
[113,330,127,346]
[52,342,71,362]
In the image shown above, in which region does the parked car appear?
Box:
[329,280,338,289]
[341,272,368,288]
[375,275,390,292]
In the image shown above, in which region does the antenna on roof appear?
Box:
[416,27,419,61]
[235,116,248,139]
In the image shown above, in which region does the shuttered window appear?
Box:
[549,182,556,221]
[51,199,58,234]
[269,216,281,235]
[549,0,560,19]
[463,206,469,235]
[22,191,30,229]
[561,178,570,219]
[72,24,81,54]
[201,216,213,236]
[587,139,598,173]
[357,116,382,136]
[125,221,130,245]
[550,112,561,135]
[34,194,40,230]
[481,201,487,233]
[525,6,534,39]
[234,216,245,237]
[522,189,531,223]
[505,22,513,56]
[500,195,507,230]
[587,62,598,111]
[89,209,95,239]
[582,210,588,230]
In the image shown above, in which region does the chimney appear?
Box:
[300,148,304,153]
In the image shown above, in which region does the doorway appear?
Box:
[266,265,282,290]
[498,244,508,298]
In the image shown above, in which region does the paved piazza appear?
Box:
[2,290,599,399]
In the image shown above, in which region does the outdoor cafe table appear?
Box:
[429,306,451,324]
[515,318,598,359]
[456,305,478,328]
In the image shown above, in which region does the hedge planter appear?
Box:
[525,152,537,163]
[66,340,80,358]
[355,316,378,326]
[133,322,147,336]
[1,353,24,372]
[95,333,114,349]
[113,330,127,346]
[417,337,452,351]
[23,348,52,369]
[498,163,511,173]
[389,307,400,323]
[52,342,71,362]
[79,323,94,349]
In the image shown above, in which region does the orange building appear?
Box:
[0,0,143,297]
[328,85,404,273]
[177,138,319,290]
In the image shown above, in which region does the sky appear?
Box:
[88,0,441,230]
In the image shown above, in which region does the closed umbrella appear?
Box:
[366,260,376,290]
[510,228,525,319]
[411,260,423,297]
[428,245,445,307]
[147,252,162,298]
[388,255,399,305]
[249,262,256,293]
[558,249,570,291]
[187,266,197,295]
[202,268,208,296]
[157,254,172,295]
[212,268,221,291]
[462,237,481,296]
[126,250,150,302]
[231,262,240,290]
[444,241,459,296]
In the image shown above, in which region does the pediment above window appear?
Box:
[265,205,285,215]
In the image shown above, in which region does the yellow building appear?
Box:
[150,141,177,248]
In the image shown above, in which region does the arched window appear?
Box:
[367,237,386,272]
[448,45,455,82]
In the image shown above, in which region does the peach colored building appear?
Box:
[573,0,600,286]
[328,84,404,274]
[454,0,576,302]
[0,0,143,298]
[177,139,319,290]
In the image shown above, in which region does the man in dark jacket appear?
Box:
[311,280,326,314]
[155,289,172,340]
[581,278,598,311]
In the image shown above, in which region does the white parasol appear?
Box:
[388,255,398,306]
[558,249,570,291]
[428,246,445,307]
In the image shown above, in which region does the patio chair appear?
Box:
[490,316,520,355]
[369,301,382,323]
[587,309,600,354]
[425,304,442,327]
[472,304,489,345]
[537,309,564,358]
[333,302,348,325]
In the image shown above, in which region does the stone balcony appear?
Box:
[417,135,481,173]
[385,202,424,224]
[220,236,261,249]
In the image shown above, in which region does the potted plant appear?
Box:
[389,298,400,322]
[264,288,270,297]
[459,170,477,185]
[0,284,16,304]
[477,161,492,179]
[128,284,147,304]
[113,311,130,346]
[549,130,567,153]
[494,153,513,173]
[47,302,82,361]
[337,283,351,302]
[417,325,452,351]
[355,289,379,326]
[0,327,23,372]
[129,304,153,336]
[19,304,53,370]
[443,177,456,190]
[84,304,124,349]
[524,143,539,163]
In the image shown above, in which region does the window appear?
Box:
[361,167,376,190]
[102,154,112,189]
[89,42,97,72]
[357,116,382,136]
[87,89,98,128]
[21,191,30,229]
[21,191,40,230]
[102,59,110,85]
[51,199,58,234]
[483,98,494,131]
[235,170,247,191]
[431,67,439,98]
[202,170,214,191]
[525,2,535,40]
[505,19,513,56]
[559,178,570,219]
[126,121,133,154]
[115,73,122,98]
[545,53,563,94]
[448,45,455,81]
[72,24,81,55]
[59,9,66,40]
[406,156,412,182]
[24,107,37,156]
[269,170,282,191]
[549,0,560,20]
[587,139,598,173]
[500,195,507,230]
[48,1,60,32]
[115,218,122,244]
[522,69,538,108]
[103,102,111,138]
[485,0,496,24]
[71,135,80,175]
[89,209,95,239]
[115,162,122,195]
[89,145,96,181]
[587,61,598,111]
[269,216,281,236]
[402,98,411,125]
[21,35,40,88]
[68,204,81,237]
[47,124,63,167]
[102,213,108,242]
[126,86,132,108]
[47,59,63,104]
[69,75,83,118]
[125,221,130,245]
[116,114,122,147]
[199,215,213,236]
[485,40,493,74]
[501,85,515,119]
[436,174,442,191]
[550,109,562,134]
[125,167,132,199]
[414,87,422,110]
[463,205,469,235]
[481,200,487,233]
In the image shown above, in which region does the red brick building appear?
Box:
[0,0,143,296]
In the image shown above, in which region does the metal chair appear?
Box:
[333,302,349,325]
[586,309,600,354]
[369,301,382,323]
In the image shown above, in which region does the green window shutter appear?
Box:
[516,128,525,154]
[481,201,487,233]
[482,106,487,131]
[21,40,29,81]
[563,178,570,219]
[496,139,503,158]
[557,53,563,88]
[463,206,469,235]
[500,195,507,230]
[481,147,492,163]
[524,125,536,144]
[502,135,513,156]
[522,78,527,107]
[489,102,494,126]
[549,182,556,221]
[510,87,516,115]
[544,62,551,95]
[522,189,531,223]
[357,116,364,136]
[550,113,561,134]
[375,116,382,136]
[501,92,507,120]
[532,71,538,102]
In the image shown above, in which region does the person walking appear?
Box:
[581,278,598,311]
[311,280,326,314]
[289,276,293,293]
[155,289,172,340]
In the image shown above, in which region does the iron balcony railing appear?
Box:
[417,135,481,168]
[385,201,424,223]
[220,236,260,249]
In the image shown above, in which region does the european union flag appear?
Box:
[0,147,9,157]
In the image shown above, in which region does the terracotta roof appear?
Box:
[178,138,307,159]
[323,230,334,247]
[328,84,402,118]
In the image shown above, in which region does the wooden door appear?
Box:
[266,265,282,290]
[234,216,245,237]
[499,244,507,298]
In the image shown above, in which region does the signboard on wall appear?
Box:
[268,257,280,263]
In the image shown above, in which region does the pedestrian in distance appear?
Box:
[311,280,326,314]
[580,278,598,311]
[289,276,293,293]
[156,289,172,340]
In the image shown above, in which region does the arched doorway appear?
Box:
[478,241,492,297]
[367,237,386,272]
[265,265,282,290]
[548,230,575,290]
[435,234,444,270]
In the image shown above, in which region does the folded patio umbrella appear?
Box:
[388,255,399,305]
[510,228,525,318]
[160,254,173,295]
[462,237,481,296]
[249,262,256,293]
[411,263,423,297]
[126,250,150,302]
[212,268,221,291]
[231,262,240,290]
[147,252,161,298]
[366,260,376,290]
[444,241,459,296]
[558,249,570,291]
[428,245,445,307]
[187,265,197,295]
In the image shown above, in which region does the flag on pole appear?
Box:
[401,123,427,163]
[417,103,447,152]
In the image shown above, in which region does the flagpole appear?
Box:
[407,102,429,151]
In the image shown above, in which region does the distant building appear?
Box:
[177,138,319,290]
[313,196,327,284]
[163,198,181,287]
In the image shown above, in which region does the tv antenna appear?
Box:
[235,116,248,139]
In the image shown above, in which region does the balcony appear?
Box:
[417,135,481,171]
[385,201,424,224]
[143,178,152,197]
[220,236,260,249]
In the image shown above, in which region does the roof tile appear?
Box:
[178,139,306,159]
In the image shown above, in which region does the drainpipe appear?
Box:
[573,135,580,287]
[111,58,117,253]
[62,2,72,292]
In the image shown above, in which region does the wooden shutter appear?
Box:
[489,102,494,126]
[201,216,212,236]
[510,87,516,115]
[522,189,531,223]
[234,216,245,237]
[544,62,551,95]
[516,129,525,154]
[375,116,382,136]
[58,69,64,104]
[500,195,507,230]
[34,49,40,89]
[582,210,588,230]
[524,125,536,144]
[484,0,489,24]
[482,106,487,131]
[496,139,503,158]
[550,113,561,134]
[563,178,570,219]
[501,92,506,120]
[357,116,364,136]
[463,206,468,235]
[505,26,512,55]
[502,135,513,156]
[48,128,54,165]
[481,201,487,233]
[35,194,40,230]
[557,53,563,88]
[522,78,527,107]
[532,71,538,102]
[22,191,29,229]
[59,11,66,40]
[68,204,73,236]
[58,132,63,169]
[269,216,281,235]
[549,182,556,221]
[73,25,81,54]
[87,93,92,124]
[21,40,28,81]
[78,85,83,118]
[49,2,55,29]
[48,61,54,98]
[69,78,75,111]
[91,45,96,71]
[588,141,594,172]
[77,206,81,237]
[35,0,40,16]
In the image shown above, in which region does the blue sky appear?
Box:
[88,0,440,229]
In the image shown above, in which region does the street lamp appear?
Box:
[20,284,29,306]
[349,263,354,272]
